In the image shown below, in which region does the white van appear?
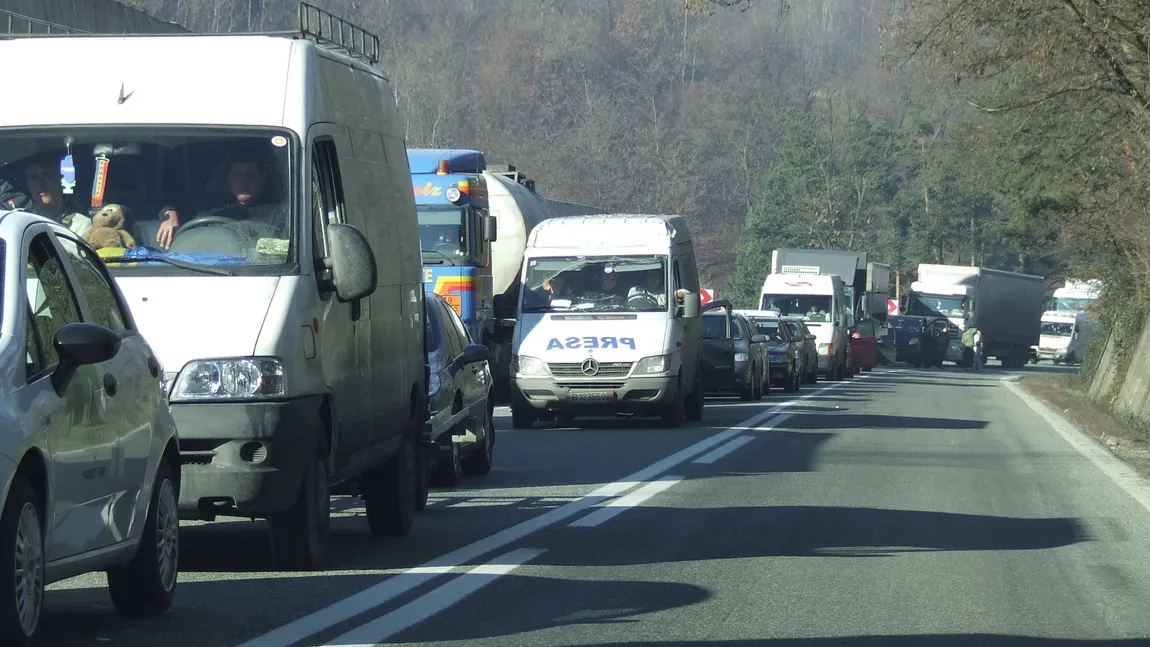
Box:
[0,5,427,570]
[1035,310,1094,365]
[760,273,848,380]
[511,214,704,427]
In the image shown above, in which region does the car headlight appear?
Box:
[171,357,285,401]
[428,371,441,397]
[634,355,669,374]
[734,352,749,363]
[909,338,920,345]
[514,355,550,377]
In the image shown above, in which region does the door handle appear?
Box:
[104,373,118,397]
[147,355,160,378]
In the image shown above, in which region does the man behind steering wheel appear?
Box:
[164,151,286,248]
[627,268,669,308]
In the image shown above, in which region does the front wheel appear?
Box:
[268,446,330,570]
[661,377,685,428]
[462,405,495,476]
[0,476,44,647]
[108,461,180,617]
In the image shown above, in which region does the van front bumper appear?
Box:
[512,375,678,415]
[170,395,325,520]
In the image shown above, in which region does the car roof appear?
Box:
[0,209,77,241]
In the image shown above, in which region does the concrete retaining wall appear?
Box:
[0,0,185,34]
[1089,313,1150,418]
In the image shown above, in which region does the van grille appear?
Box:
[549,362,633,378]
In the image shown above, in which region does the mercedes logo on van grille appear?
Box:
[581,358,600,376]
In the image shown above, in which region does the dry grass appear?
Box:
[1019,373,1150,478]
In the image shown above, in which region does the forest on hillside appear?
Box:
[120,0,1145,338]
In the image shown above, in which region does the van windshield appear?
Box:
[521,255,669,313]
[0,127,297,277]
[761,294,832,322]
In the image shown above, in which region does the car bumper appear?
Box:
[1036,349,1068,361]
[512,374,678,414]
[768,362,791,385]
[171,395,324,520]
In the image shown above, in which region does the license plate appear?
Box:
[568,390,616,403]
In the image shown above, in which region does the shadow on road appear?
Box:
[539,505,1091,565]
[804,414,988,431]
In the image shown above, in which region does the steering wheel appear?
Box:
[627,293,659,308]
[435,242,460,257]
[175,216,240,235]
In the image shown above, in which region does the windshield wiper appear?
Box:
[421,249,457,266]
[103,254,237,277]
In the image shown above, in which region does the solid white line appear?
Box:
[760,413,793,430]
[1003,380,1150,516]
[569,476,685,528]
[322,548,545,647]
[234,372,870,647]
[692,436,754,464]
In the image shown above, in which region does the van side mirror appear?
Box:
[326,223,377,303]
[51,322,121,396]
[482,215,498,242]
[678,291,700,318]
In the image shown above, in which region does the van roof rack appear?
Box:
[1,9,89,35]
[296,2,379,64]
[0,2,380,65]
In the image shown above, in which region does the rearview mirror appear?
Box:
[751,334,767,344]
[678,291,700,318]
[326,223,377,303]
[482,215,498,242]
[51,322,121,396]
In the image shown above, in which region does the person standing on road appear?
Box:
[972,327,984,372]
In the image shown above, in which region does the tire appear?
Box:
[108,460,179,617]
[783,367,797,393]
[738,371,754,401]
[462,406,495,476]
[0,476,43,647]
[511,407,535,429]
[431,407,463,488]
[414,443,430,513]
[863,366,872,372]
[662,377,685,428]
[363,433,417,537]
[685,383,704,422]
[268,445,330,570]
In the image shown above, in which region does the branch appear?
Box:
[966,83,1105,113]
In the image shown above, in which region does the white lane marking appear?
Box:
[320,548,546,647]
[1004,379,1150,516]
[692,436,754,464]
[235,372,871,647]
[760,413,793,430]
[569,476,685,528]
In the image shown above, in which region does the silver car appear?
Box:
[0,211,180,645]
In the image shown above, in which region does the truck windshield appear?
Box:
[1053,297,1095,312]
[1041,322,1074,337]
[760,294,832,322]
[908,295,966,318]
[0,126,297,277]
[521,255,669,313]
[419,206,467,262]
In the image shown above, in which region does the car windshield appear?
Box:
[419,206,467,262]
[1041,322,1074,336]
[521,254,669,313]
[0,127,297,277]
[749,318,787,342]
[908,294,966,318]
[761,294,832,322]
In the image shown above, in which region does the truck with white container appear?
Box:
[510,214,705,428]
[769,248,892,327]
[905,264,1045,368]
[1033,310,1095,365]
[1051,279,1102,314]
[760,273,850,380]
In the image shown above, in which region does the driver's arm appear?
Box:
[156,205,180,249]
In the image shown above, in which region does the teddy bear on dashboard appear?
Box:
[82,203,137,250]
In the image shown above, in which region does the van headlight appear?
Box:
[514,355,550,377]
[171,358,286,401]
[635,354,669,375]
[817,343,831,355]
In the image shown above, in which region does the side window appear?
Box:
[446,303,472,346]
[25,305,44,376]
[26,233,82,369]
[438,300,464,358]
[672,260,682,292]
[424,297,443,354]
[56,235,130,333]
[311,139,348,263]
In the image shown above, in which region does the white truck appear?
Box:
[769,248,892,328]
[1033,310,1095,365]
[486,165,604,399]
[760,273,850,380]
[1052,279,1102,313]
[906,264,1045,368]
[510,214,705,428]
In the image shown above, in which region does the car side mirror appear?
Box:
[750,334,767,344]
[678,291,700,318]
[806,334,816,341]
[450,343,489,375]
[482,215,498,242]
[326,223,377,303]
[51,322,121,396]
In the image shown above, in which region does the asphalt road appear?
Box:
[43,362,1150,646]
